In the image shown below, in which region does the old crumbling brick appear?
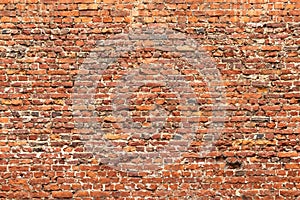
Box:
[0,0,299,199]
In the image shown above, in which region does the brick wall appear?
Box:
[0,0,300,199]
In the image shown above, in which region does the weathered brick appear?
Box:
[0,0,299,199]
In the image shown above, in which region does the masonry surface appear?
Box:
[0,0,300,199]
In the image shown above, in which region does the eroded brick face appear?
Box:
[0,0,300,199]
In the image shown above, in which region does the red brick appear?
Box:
[0,0,299,199]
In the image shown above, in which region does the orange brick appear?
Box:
[278,152,298,158]
[52,191,73,198]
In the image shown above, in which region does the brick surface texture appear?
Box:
[0,0,300,199]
